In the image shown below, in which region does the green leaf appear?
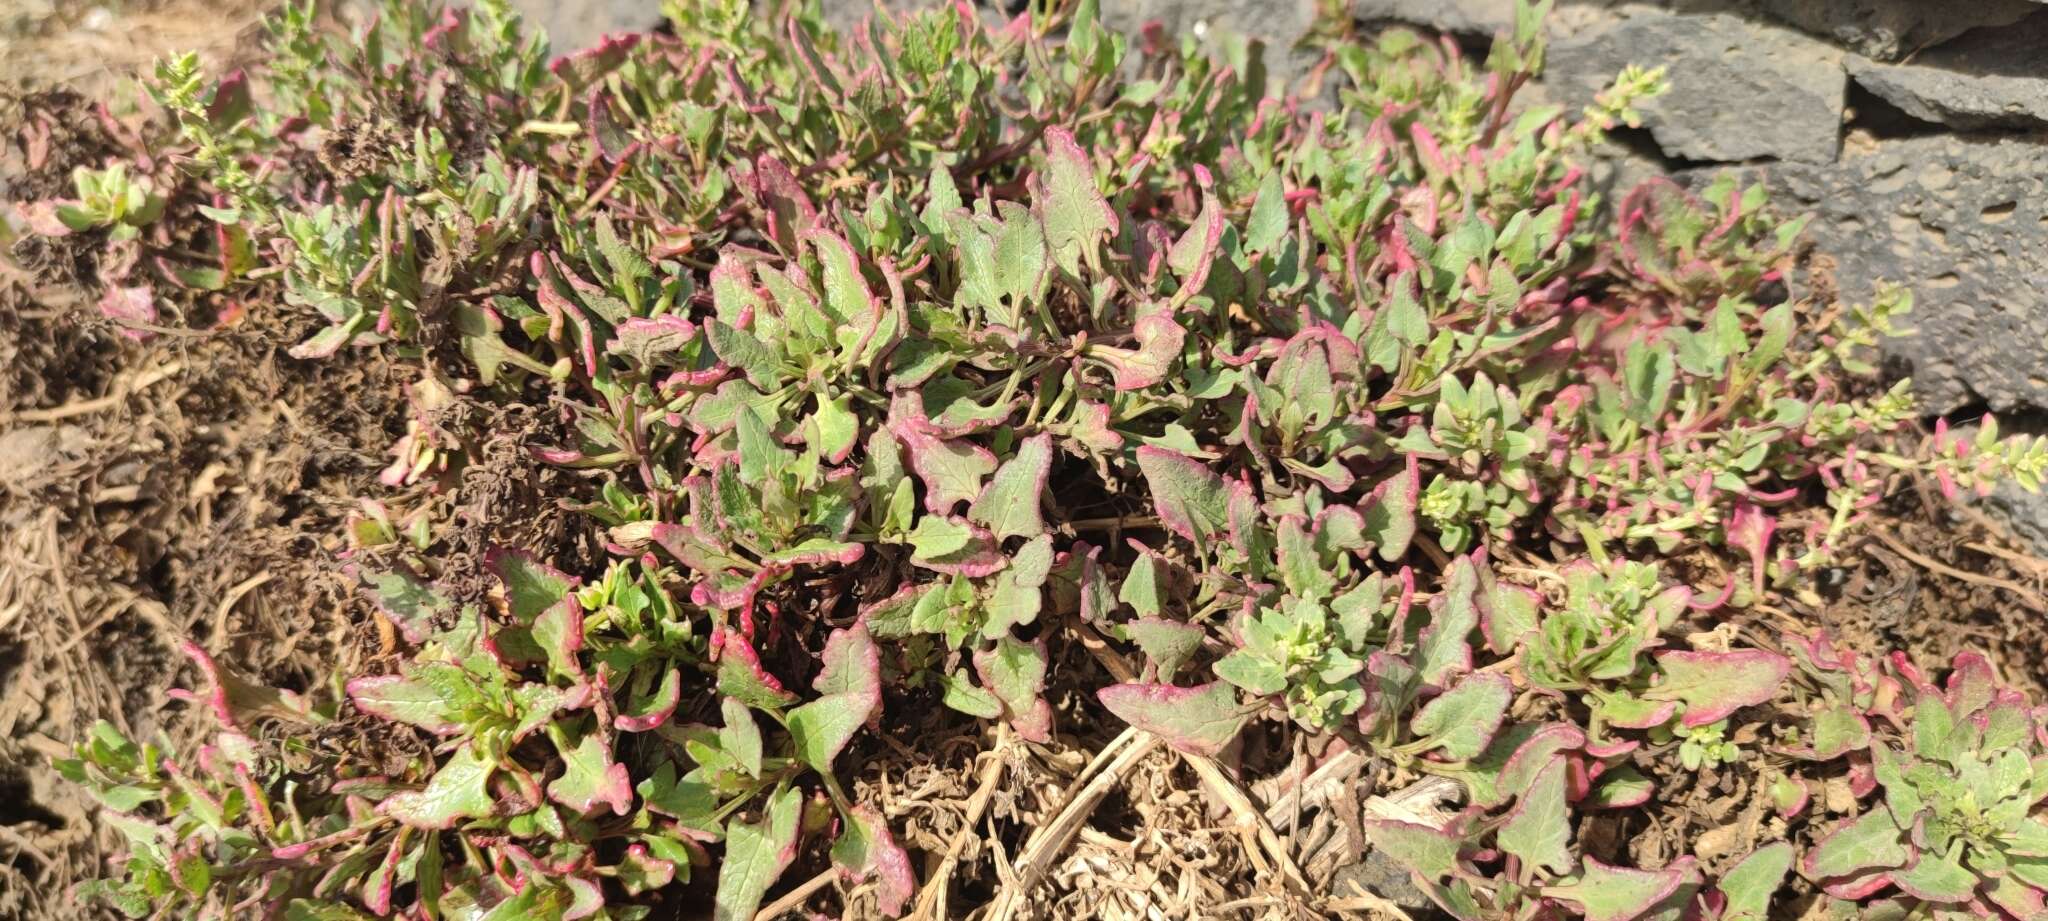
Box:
[1543,857,1693,921]
[1409,673,1511,760]
[1890,850,1975,903]
[707,319,780,389]
[939,671,1003,718]
[1126,618,1205,678]
[788,625,881,771]
[382,743,495,830]
[547,724,633,816]
[1361,457,1420,562]
[830,804,916,917]
[1244,170,1288,255]
[1097,682,1247,756]
[346,673,464,734]
[1036,126,1117,276]
[809,229,879,343]
[1498,755,1573,879]
[1801,809,1907,880]
[899,429,997,514]
[1364,819,1462,880]
[719,699,763,778]
[284,902,376,921]
[1714,843,1792,921]
[968,433,1053,540]
[804,393,860,464]
[489,549,575,624]
[1215,651,1288,696]
[1644,650,1790,727]
[907,515,973,560]
[1136,446,1234,548]
[714,787,801,921]
[717,635,799,710]
[975,637,1052,741]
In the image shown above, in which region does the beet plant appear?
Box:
[26,0,2048,918]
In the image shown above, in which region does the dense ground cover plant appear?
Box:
[25,0,2048,918]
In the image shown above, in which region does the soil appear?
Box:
[7,6,2048,921]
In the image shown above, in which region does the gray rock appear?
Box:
[507,0,660,54]
[1748,135,2048,413]
[1333,850,1436,914]
[1756,0,2040,61]
[1984,479,2048,553]
[1351,0,1514,35]
[1099,0,1322,93]
[1846,10,2048,130]
[1545,9,1846,164]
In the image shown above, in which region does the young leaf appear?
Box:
[1800,809,1908,881]
[547,725,633,816]
[1714,843,1792,921]
[1136,446,1232,548]
[1097,682,1248,756]
[831,804,916,917]
[1543,857,1696,921]
[381,743,495,830]
[1644,650,1791,727]
[714,787,801,921]
[1498,754,1574,880]
[1409,672,1511,760]
[1036,126,1117,276]
[968,433,1052,540]
[788,625,882,771]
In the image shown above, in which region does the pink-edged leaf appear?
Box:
[1491,722,1587,806]
[968,433,1053,540]
[1889,851,1974,903]
[1543,856,1696,921]
[1135,445,1232,547]
[1086,312,1185,390]
[608,315,698,367]
[1725,502,1775,598]
[547,727,633,817]
[617,843,678,896]
[831,804,917,918]
[98,285,158,340]
[806,228,887,359]
[1035,126,1117,277]
[1097,681,1248,756]
[381,742,495,830]
[1801,809,1908,881]
[1713,842,1792,921]
[1644,649,1791,727]
[550,32,640,90]
[1126,618,1206,679]
[974,637,1053,742]
[746,154,817,255]
[173,641,314,729]
[488,548,578,624]
[1360,455,1421,562]
[1498,755,1574,879]
[896,426,996,514]
[713,786,801,921]
[1584,765,1655,809]
[616,666,682,732]
[788,625,882,771]
[815,623,882,700]
[1409,672,1511,760]
[346,674,463,735]
[717,633,798,710]
[1166,166,1224,309]
[1363,818,1464,881]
